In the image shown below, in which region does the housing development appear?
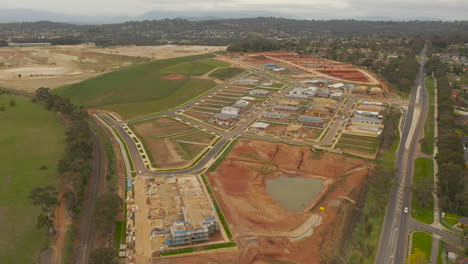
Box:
[1,21,467,264]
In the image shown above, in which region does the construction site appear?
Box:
[125,175,225,264]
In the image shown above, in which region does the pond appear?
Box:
[266,176,323,212]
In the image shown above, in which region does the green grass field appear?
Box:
[208,67,244,80]
[443,212,462,226]
[411,231,433,257]
[412,157,434,224]
[421,78,435,155]
[55,54,225,119]
[0,95,65,264]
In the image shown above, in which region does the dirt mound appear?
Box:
[317,69,370,82]
[161,74,186,80]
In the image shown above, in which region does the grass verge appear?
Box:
[160,242,236,256]
[411,157,434,224]
[201,175,233,238]
[420,78,435,155]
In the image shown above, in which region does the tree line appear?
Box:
[1,19,467,47]
[29,88,93,228]
[425,56,467,215]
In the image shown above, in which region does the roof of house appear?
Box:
[272,105,299,111]
[331,92,343,97]
[240,96,256,101]
[289,87,305,93]
[213,113,237,120]
[251,122,270,129]
[318,89,330,94]
[222,106,240,112]
[305,86,318,91]
[249,89,270,94]
[263,112,288,118]
[459,217,468,225]
[352,116,383,124]
[328,83,345,88]
[297,116,323,123]
[356,110,380,115]
[343,84,356,88]
[235,100,250,105]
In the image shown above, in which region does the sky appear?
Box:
[2,0,468,20]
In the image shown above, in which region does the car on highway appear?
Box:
[403,207,409,214]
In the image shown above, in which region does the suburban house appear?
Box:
[342,84,356,92]
[303,87,318,96]
[249,89,271,96]
[355,110,381,119]
[239,78,259,84]
[296,116,325,127]
[328,83,345,89]
[233,100,250,109]
[250,122,270,131]
[330,92,343,100]
[272,105,300,114]
[262,112,289,122]
[209,113,237,127]
[289,87,305,96]
[221,106,240,116]
[304,105,331,117]
[351,116,383,127]
[284,123,303,137]
[240,96,256,101]
[316,89,330,98]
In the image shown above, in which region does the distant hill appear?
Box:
[0,8,298,24]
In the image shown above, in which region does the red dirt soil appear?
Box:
[199,139,371,263]
[317,70,370,83]
[161,74,186,80]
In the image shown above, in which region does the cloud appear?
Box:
[2,0,467,20]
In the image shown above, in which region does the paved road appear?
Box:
[375,46,429,264]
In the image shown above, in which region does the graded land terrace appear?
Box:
[129,117,217,169]
[0,94,65,264]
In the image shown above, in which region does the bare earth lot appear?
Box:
[130,118,216,169]
[0,44,226,92]
[172,138,373,263]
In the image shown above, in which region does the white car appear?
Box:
[137,170,142,175]
[403,207,409,214]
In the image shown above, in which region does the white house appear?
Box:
[250,122,270,131]
[355,110,380,118]
[328,83,345,89]
[303,87,318,96]
[289,87,305,96]
[240,96,256,101]
[221,106,240,116]
[249,89,271,96]
[330,92,343,99]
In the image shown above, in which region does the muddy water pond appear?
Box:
[266,176,323,212]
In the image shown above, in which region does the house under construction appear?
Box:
[165,176,218,247]
[145,175,219,252]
